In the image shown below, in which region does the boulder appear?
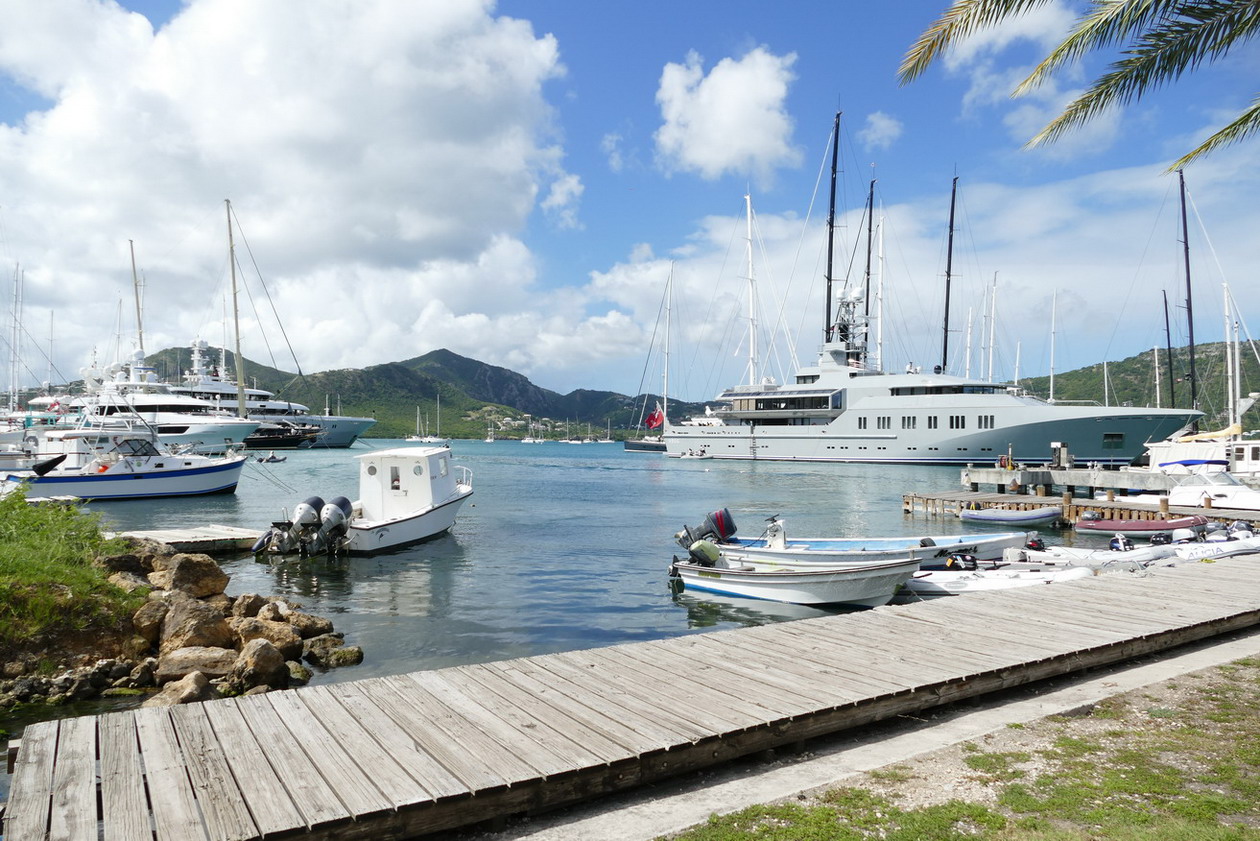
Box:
[225,638,289,693]
[287,660,312,686]
[155,646,239,684]
[107,571,151,593]
[148,554,230,598]
[256,601,291,622]
[159,597,233,656]
[286,611,334,639]
[202,593,232,614]
[132,600,169,645]
[303,634,363,668]
[231,593,267,618]
[141,671,218,707]
[229,617,303,660]
[93,551,148,577]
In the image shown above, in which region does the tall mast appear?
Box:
[986,272,998,382]
[1049,290,1057,402]
[862,177,875,320]
[1178,169,1198,425]
[875,208,885,372]
[940,176,958,374]
[744,192,757,386]
[129,240,144,356]
[1162,290,1177,408]
[1153,347,1161,408]
[823,111,840,343]
[227,199,248,418]
[663,265,671,426]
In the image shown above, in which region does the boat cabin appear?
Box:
[355,446,461,520]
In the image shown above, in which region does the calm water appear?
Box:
[1,439,982,796]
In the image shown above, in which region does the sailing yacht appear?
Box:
[664,113,1201,466]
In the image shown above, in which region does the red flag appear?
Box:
[646,403,664,429]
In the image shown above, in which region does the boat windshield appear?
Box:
[112,438,162,457]
[1179,471,1243,488]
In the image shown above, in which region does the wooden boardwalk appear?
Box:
[6,556,1260,840]
[903,489,1260,524]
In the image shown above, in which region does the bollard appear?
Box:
[1159,497,1169,516]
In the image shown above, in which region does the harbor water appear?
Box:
[1,439,987,798]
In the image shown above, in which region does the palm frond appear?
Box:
[1029,2,1260,145]
[1170,96,1260,169]
[899,0,1049,84]
[1016,0,1171,94]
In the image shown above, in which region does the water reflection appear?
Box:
[671,590,857,628]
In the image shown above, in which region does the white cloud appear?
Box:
[601,132,624,172]
[858,111,903,151]
[541,173,584,230]
[653,47,801,185]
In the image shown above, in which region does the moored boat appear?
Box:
[669,553,919,607]
[1074,512,1210,538]
[675,509,1029,568]
[898,565,1098,600]
[959,505,1062,526]
[253,445,472,556]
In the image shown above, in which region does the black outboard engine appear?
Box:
[1025,536,1046,552]
[675,507,738,549]
[944,553,977,570]
[1149,532,1172,546]
[1109,534,1134,551]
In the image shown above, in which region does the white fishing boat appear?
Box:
[1165,470,1260,511]
[252,445,472,556]
[669,553,919,607]
[675,509,1029,568]
[664,113,1200,465]
[958,505,1062,526]
[0,426,247,500]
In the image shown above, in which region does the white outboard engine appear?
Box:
[1109,534,1134,552]
[311,496,354,555]
[252,496,325,555]
[1170,527,1199,543]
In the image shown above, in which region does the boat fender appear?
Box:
[687,539,720,567]
[251,529,276,555]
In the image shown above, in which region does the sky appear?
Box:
[0,0,1257,403]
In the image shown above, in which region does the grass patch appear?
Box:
[0,485,139,652]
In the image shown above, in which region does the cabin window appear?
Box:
[413,464,424,476]
[367,465,377,476]
[439,457,449,477]
[1102,433,1124,450]
[901,416,916,430]
[978,414,995,429]
[858,417,868,430]
[390,466,401,490]
[877,416,891,430]
[927,416,938,429]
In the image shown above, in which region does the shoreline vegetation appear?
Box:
[0,485,362,736]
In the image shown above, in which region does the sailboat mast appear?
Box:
[862,178,875,320]
[129,240,144,356]
[1049,290,1057,402]
[663,267,671,425]
[824,111,839,343]
[940,176,958,374]
[227,199,248,419]
[1178,170,1198,424]
[875,208,885,372]
[744,193,757,386]
[1162,290,1177,408]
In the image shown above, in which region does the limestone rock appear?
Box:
[287,660,312,685]
[303,633,363,668]
[147,553,230,598]
[132,600,169,645]
[231,593,267,618]
[229,616,303,660]
[226,638,289,693]
[287,611,334,639]
[156,646,239,684]
[141,671,218,707]
[256,601,291,622]
[107,571,152,593]
[159,597,233,655]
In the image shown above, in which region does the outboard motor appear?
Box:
[675,507,738,549]
[1149,532,1172,546]
[1079,510,1102,522]
[1025,536,1046,552]
[1170,527,1199,543]
[253,496,325,556]
[312,496,354,555]
[944,553,978,570]
[1109,534,1134,552]
[685,539,721,567]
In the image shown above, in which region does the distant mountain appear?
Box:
[142,346,703,439]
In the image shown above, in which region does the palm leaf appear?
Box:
[1171,96,1260,168]
[899,0,1049,84]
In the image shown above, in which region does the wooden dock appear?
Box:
[6,556,1260,840]
[110,525,262,556]
[903,489,1260,524]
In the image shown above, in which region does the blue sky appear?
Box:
[0,0,1256,403]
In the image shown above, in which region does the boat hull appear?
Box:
[1074,515,1209,538]
[719,530,1029,566]
[4,456,246,501]
[624,439,666,453]
[900,566,1096,599]
[670,557,919,606]
[345,486,472,554]
[959,506,1062,525]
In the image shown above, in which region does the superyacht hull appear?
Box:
[664,393,1197,466]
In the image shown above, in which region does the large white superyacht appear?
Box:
[664,114,1200,466]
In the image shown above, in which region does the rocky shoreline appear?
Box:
[0,536,362,712]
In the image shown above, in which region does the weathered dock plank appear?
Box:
[7,555,1260,841]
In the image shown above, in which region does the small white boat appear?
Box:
[679,449,713,460]
[669,554,920,607]
[675,509,1029,568]
[0,427,246,501]
[899,565,1098,599]
[253,445,472,556]
[959,505,1062,526]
